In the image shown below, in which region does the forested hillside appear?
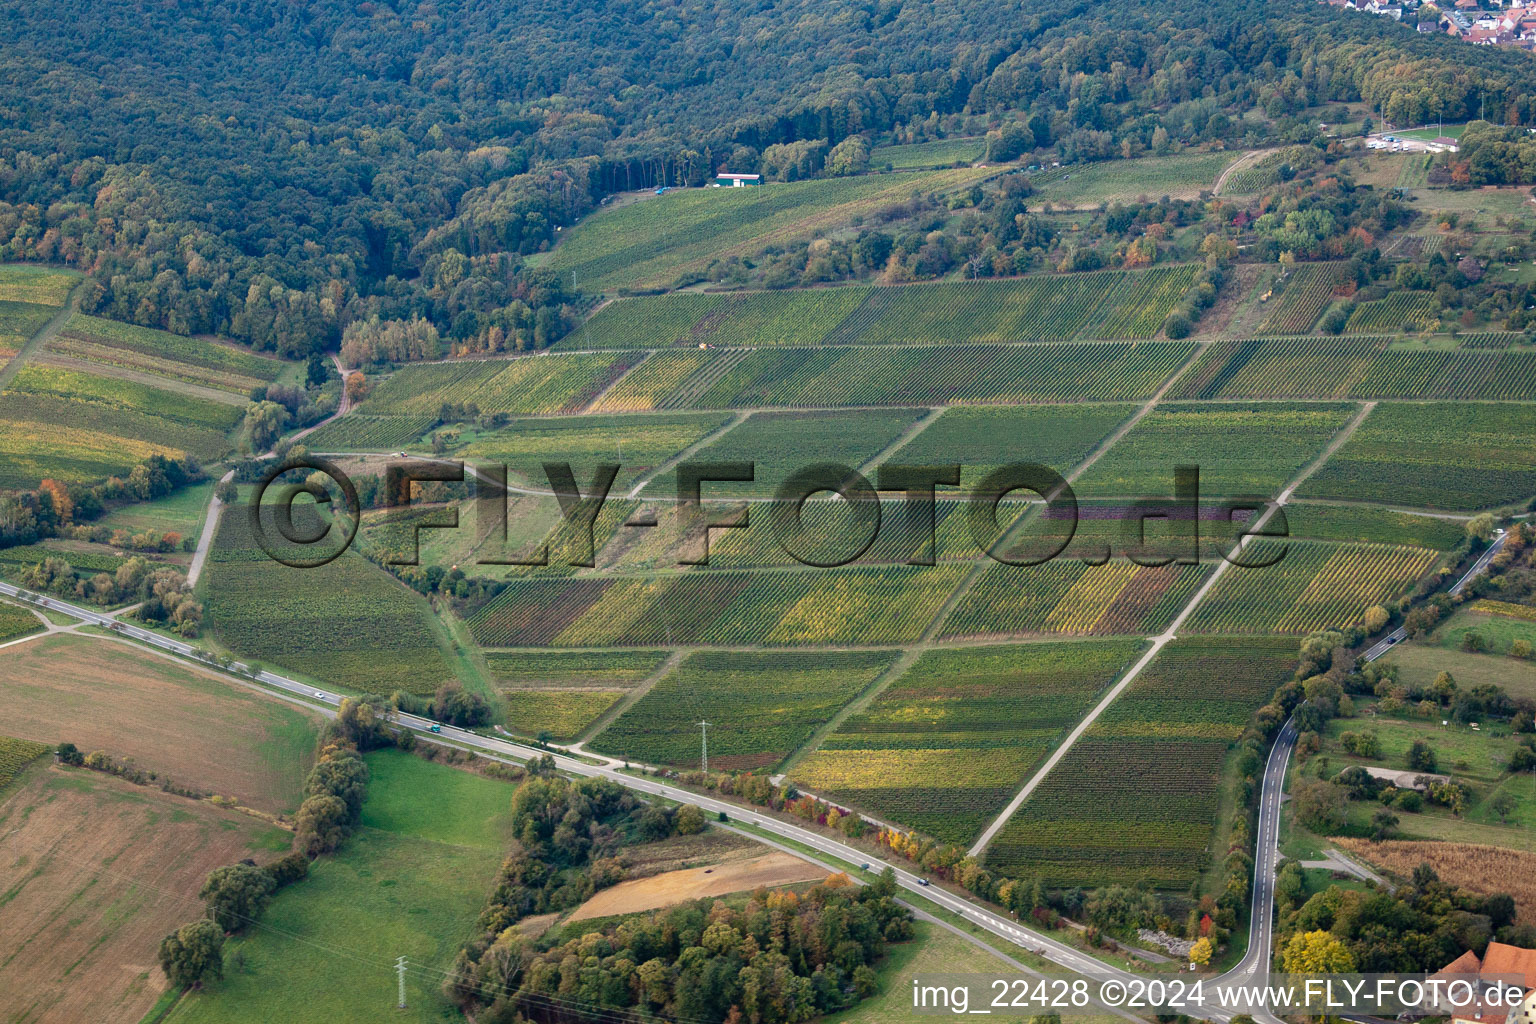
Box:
[2,0,1534,358]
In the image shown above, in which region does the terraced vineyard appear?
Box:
[1345,291,1438,333]
[792,640,1143,844]
[1283,502,1465,549]
[566,266,1197,351]
[467,564,969,647]
[204,503,455,694]
[985,637,1297,887]
[940,561,1210,639]
[590,351,718,411]
[1183,540,1439,635]
[1169,337,1536,400]
[1253,263,1342,335]
[891,404,1137,485]
[354,351,643,418]
[48,315,286,394]
[1072,402,1355,499]
[1301,401,1536,511]
[676,340,1197,408]
[642,407,923,498]
[0,603,42,644]
[589,650,896,769]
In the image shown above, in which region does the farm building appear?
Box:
[714,173,762,187]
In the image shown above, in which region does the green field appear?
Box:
[1171,336,1536,401]
[1073,402,1355,499]
[456,410,732,492]
[486,650,671,740]
[871,403,1136,488]
[1283,502,1465,549]
[643,407,922,499]
[0,264,79,306]
[50,314,286,394]
[93,480,218,538]
[793,640,1144,844]
[589,650,897,769]
[204,503,456,694]
[0,361,243,487]
[986,636,1297,887]
[1383,639,1536,702]
[566,267,1196,351]
[542,166,996,291]
[666,340,1196,409]
[1301,402,1536,512]
[165,751,509,1024]
[1032,150,1235,206]
[0,300,55,356]
[1184,540,1438,635]
[870,137,985,169]
[351,351,643,420]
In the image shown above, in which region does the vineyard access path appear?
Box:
[965,400,1378,856]
[777,341,1213,778]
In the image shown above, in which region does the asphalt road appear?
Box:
[1212,717,1297,1024]
[1364,529,1507,662]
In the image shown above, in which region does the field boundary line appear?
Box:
[918,340,1209,643]
[965,398,1376,857]
[776,645,924,776]
[583,349,654,411]
[857,406,946,474]
[626,409,749,498]
[29,351,248,405]
[572,649,687,748]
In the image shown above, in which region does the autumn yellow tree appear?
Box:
[1189,938,1213,967]
[1281,930,1354,973]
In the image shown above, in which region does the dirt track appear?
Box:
[568,851,827,921]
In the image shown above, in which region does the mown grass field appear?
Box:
[589,650,896,769]
[165,751,510,1024]
[204,503,456,695]
[0,765,292,1024]
[986,636,1297,887]
[1301,402,1536,511]
[792,640,1144,844]
[542,166,997,291]
[0,633,316,811]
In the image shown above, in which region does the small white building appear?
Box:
[713,173,762,187]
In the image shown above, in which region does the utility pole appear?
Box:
[396,956,408,1010]
[697,720,710,773]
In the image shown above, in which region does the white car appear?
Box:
[314,691,327,699]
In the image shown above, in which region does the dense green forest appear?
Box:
[4,0,1536,357]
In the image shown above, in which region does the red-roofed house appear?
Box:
[1432,942,1536,1024]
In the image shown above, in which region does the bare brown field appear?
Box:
[0,764,291,1024]
[1335,838,1536,922]
[569,851,828,921]
[0,634,318,813]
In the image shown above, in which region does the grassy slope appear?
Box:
[165,750,512,1024]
